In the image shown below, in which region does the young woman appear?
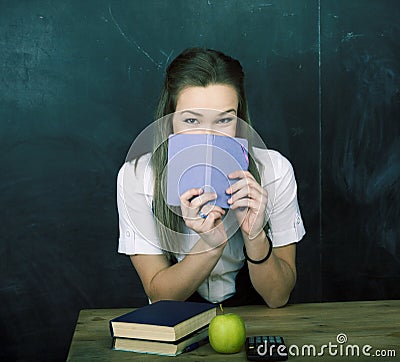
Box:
[117,48,305,308]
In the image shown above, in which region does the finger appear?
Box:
[182,193,219,221]
[180,188,204,206]
[228,187,251,205]
[189,192,217,208]
[180,188,205,222]
[229,198,259,210]
[226,177,262,196]
[228,184,266,204]
[201,210,224,229]
[226,178,249,195]
[201,204,226,215]
[228,170,255,181]
[198,207,225,224]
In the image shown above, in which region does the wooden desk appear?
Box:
[67,300,399,361]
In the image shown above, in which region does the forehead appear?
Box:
[175,84,238,112]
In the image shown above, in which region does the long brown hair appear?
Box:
[151,48,262,259]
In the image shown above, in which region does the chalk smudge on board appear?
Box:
[108,4,161,69]
[160,49,174,70]
[341,32,364,43]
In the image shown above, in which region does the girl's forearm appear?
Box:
[244,232,296,308]
[147,239,226,302]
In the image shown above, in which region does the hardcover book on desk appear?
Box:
[167,134,249,209]
[112,325,209,356]
[109,300,216,342]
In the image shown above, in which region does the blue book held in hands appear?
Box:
[167,134,249,208]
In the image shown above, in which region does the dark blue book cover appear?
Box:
[110,300,215,328]
[167,134,249,208]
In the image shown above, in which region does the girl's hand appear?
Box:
[226,170,268,239]
[180,188,228,248]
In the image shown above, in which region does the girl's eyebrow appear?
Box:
[219,109,237,115]
[180,109,237,117]
[180,110,203,117]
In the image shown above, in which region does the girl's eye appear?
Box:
[184,118,199,125]
[217,118,233,124]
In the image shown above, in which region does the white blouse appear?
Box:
[116,147,306,303]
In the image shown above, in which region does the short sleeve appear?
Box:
[258,149,306,247]
[116,155,164,255]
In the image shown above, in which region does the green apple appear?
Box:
[208,312,246,353]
